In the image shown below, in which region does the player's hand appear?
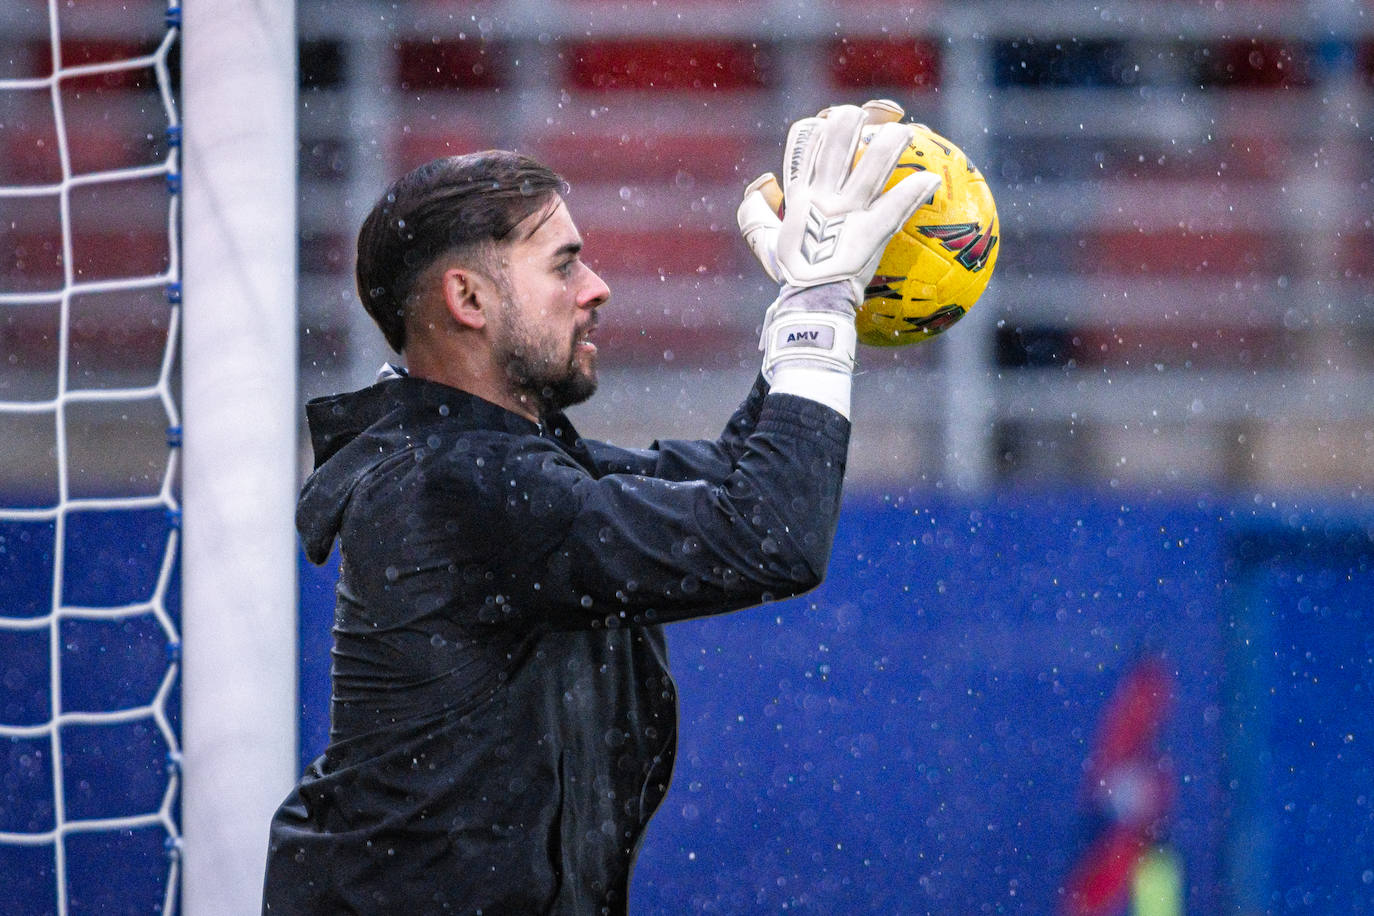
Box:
[737,172,784,283]
[820,98,905,125]
[736,100,909,286]
[773,104,940,307]
[740,101,941,418]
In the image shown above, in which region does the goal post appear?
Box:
[181,0,299,913]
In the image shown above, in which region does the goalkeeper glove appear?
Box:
[736,99,911,286]
[736,102,941,418]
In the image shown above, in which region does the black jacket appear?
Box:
[263,375,850,914]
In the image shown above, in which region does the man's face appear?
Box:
[490,197,610,417]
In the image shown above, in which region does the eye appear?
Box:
[555,259,577,278]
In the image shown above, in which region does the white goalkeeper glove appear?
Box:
[736,99,912,286]
[736,102,941,419]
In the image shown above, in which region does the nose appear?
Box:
[579,266,610,311]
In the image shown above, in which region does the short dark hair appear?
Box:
[355,151,566,352]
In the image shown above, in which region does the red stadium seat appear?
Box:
[563,39,771,92]
[392,129,500,173]
[829,37,940,90]
[28,39,160,90]
[396,39,505,92]
[1195,39,1314,90]
[581,226,737,277]
[1085,228,1279,276]
[529,130,757,184]
[1076,324,1286,369]
[70,230,170,282]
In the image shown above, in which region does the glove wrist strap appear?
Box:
[761,310,856,420]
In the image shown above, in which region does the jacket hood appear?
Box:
[296,383,399,564]
[296,378,540,564]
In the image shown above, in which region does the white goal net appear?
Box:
[0,2,182,913]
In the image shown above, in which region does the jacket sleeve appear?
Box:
[487,392,849,631]
[581,374,771,485]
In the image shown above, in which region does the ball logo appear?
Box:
[903,304,966,335]
[917,222,998,273]
[864,274,904,301]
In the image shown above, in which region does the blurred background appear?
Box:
[2,0,1372,914]
[291,0,1374,493]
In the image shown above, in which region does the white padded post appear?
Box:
[181,1,298,912]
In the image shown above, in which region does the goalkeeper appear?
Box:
[263,102,938,913]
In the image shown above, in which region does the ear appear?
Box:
[441,267,499,330]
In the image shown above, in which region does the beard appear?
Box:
[493,298,598,417]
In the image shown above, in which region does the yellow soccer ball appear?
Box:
[855,123,1000,347]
